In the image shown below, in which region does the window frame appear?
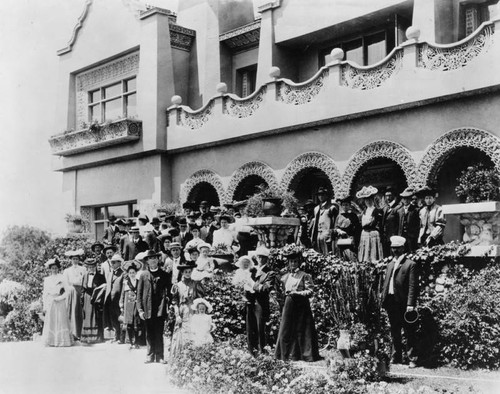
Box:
[83,201,137,239]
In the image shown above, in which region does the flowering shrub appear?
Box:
[328,351,386,382]
[169,341,302,394]
[455,163,500,203]
[284,371,365,394]
[0,280,26,316]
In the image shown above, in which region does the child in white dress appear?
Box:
[190,298,215,346]
[232,255,256,293]
[191,243,215,282]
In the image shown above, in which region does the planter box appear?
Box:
[49,119,142,156]
[247,217,300,248]
[442,201,500,257]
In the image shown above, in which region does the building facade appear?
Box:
[50,0,500,242]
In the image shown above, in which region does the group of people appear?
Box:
[301,185,446,262]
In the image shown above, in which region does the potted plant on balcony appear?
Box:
[65,214,88,234]
[442,163,500,252]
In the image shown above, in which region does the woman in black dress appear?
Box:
[275,251,321,362]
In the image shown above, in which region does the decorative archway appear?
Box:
[417,128,500,187]
[340,141,418,197]
[180,169,226,204]
[226,161,279,201]
[280,152,342,196]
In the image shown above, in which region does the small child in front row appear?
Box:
[190,298,215,347]
[232,255,256,293]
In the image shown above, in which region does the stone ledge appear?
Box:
[247,217,300,226]
[442,201,500,215]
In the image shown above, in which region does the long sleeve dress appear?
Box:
[358,207,384,262]
[42,274,74,347]
[275,270,321,362]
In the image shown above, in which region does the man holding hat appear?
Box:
[246,245,275,355]
[310,187,338,255]
[137,250,172,364]
[399,188,420,252]
[381,235,419,368]
[418,186,446,247]
[381,187,404,257]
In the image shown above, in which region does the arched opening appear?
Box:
[289,167,332,203]
[187,182,220,207]
[433,147,494,242]
[351,157,407,201]
[233,174,268,201]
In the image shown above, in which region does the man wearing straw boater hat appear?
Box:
[310,187,338,255]
[381,235,419,368]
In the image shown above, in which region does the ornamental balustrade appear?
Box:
[49,119,142,156]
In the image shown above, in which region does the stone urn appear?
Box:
[336,329,351,358]
[67,219,83,233]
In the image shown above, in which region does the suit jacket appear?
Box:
[399,204,420,241]
[419,204,446,244]
[123,238,149,261]
[310,201,338,243]
[136,268,172,319]
[103,224,119,245]
[146,230,161,253]
[381,202,402,241]
[174,232,194,249]
[104,268,124,304]
[381,255,418,308]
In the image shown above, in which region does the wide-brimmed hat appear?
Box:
[129,226,140,233]
[186,246,199,255]
[202,212,214,221]
[209,206,221,213]
[64,249,85,258]
[164,215,175,222]
[158,234,173,243]
[197,242,211,252]
[115,218,126,226]
[390,235,406,247]
[151,217,161,225]
[135,251,148,262]
[219,214,231,222]
[123,260,142,272]
[338,196,352,204]
[109,215,117,223]
[110,254,124,263]
[235,255,254,269]
[189,223,201,231]
[356,185,378,199]
[191,298,213,313]
[84,258,97,266]
[283,249,302,259]
[103,245,117,254]
[404,309,419,324]
[143,250,161,260]
[223,203,234,209]
[255,245,270,257]
[177,261,197,271]
[169,242,182,250]
[315,187,330,196]
[417,186,437,197]
[400,187,416,198]
[177,218,188,226]
[182,201,196,210]
[45,258,61,269]
[137,214,149,223]
[91,242,105,252]
[199,201,209,207]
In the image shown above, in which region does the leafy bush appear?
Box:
[284,371,365,394]
[455,163,500,203]
[243,185,299,217]
[0,280,25,316]
[328,351,386,382]
[428,264,500,369]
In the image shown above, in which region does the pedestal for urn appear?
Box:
[247,217,301,248]
[442,201,500,257]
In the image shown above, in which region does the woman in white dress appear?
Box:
[42,258,74,347]
[212,215,240,253]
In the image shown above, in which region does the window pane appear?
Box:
[95,223,105,241]
[103,82,122,99]
[94,207,105,220]
[89,90,100,103]
[107,205,129,219]
[125,78,136,92]
[104,98,122,121]
[344,39,363,65]
[89,104,101,123]
[126,93,137,118]
[366,32,386,65]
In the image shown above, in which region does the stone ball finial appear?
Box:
[216,82,228,94]
[406,26,420,41]
[330,48,344,62]
[269,66,281,79]
[171,95,182,106]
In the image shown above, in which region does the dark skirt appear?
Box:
[275,294,321,362]
[81,292,101,343]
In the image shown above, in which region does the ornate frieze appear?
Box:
[340,141,418,198]
[169,23,196,51]
[341,50,403,90]
[276,69,328,105]
[417,128,500,187]
[280,152,341,196]
[219,20,261,52]
[49,119,142,156]
[177,101,215,130]
[417,24,494,71]
[180,170,226,204]
[226,161,280,201]
[79,206,92,233]
[223,86,267,118]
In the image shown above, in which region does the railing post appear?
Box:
[326,48,344,88]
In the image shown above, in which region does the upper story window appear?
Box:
[88,77,137,123]
[236,65,257,97]
[460,1,498,39]
[75,52,139,129]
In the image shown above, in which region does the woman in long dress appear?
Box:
[120,260,142,349]
[275,251,321,362]
[63,249,86,340]
[81,258,106,343]
[42,258,74,347]
[169,262,205,359]
[356,186,384,262]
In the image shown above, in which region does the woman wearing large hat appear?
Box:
[63,249,86,341]
[169,260,205,360]
[275,249,321,362]
[42,258,74,347]
[81,258,106,343]
[356,186,384,262]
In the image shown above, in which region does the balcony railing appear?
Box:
[166,20,500,151]
[49,119,142,156]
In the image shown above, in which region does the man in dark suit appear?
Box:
[137,250,172,364]
[103,254,124,342]
[399,188,420,252]
[102,216,119,245]
[310,187,338,255]
[381,187,403,257]
[123,227,149,261]
[146,217,162,252]
[381,236,419,368]
[247,246,276,355]
[174,218,193,249]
